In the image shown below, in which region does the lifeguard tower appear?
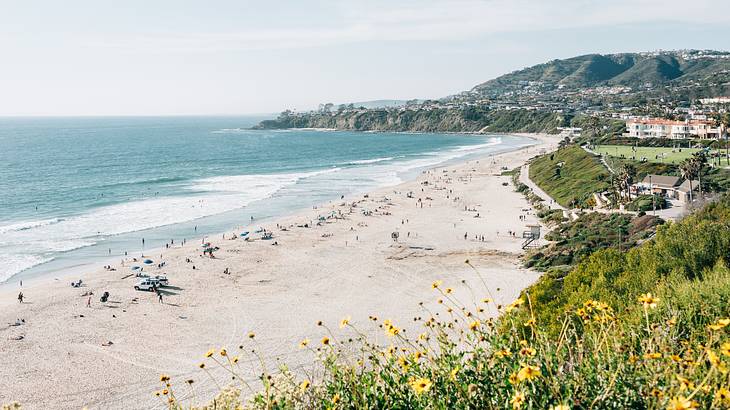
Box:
[522,225,541,249]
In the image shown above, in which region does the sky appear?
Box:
[1,0,730,116]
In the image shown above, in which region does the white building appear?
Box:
[625,118,720,140]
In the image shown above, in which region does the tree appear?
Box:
[691,151,707,199]
[619,164,637,201]
[721,113,730,166]
[679,159,696,203]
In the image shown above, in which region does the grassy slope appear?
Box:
[529,145,610,207]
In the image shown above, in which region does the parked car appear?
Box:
[152,275,169,286]
[134,278,160,291]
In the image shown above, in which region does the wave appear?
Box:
[0,254,54,283]
[347,157,395,165]
[0,218,64,235]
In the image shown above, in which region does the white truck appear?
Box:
[134,278,161,291]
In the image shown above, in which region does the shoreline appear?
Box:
[0,133,558,409]
[0,132,534,289]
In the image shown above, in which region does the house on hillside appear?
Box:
[632,174,699,204]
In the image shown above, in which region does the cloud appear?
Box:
[88,0,730,53]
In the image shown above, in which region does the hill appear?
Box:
[472,50,730,96]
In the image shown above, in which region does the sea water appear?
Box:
[0,116,534,283]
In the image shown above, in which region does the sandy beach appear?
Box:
[0,134,557,409]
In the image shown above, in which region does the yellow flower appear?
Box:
[638,293,659,309]
[162,388,169,395]
[716,387,730,404]
[431,280,442,289]
[643,352,662,360]
[398,356,410,372]
[232,355,240,364]
[409,377,433,394]
[719,318,730,326]
[550,405,570,410]
[219,348,227,357]
[482,298,492,304]
[413,351,423,361]
[248,332,255,339]
[519,346,536,358]
[508,372,519,385]
[469,320,480,331]
[494,348,512,359]
[517,364,541,382]
[449,367,459,381]
[205,348,215,358]
[510,391,526,409]
[299,338,309,349]
[386,345,396,357]
[721,342,730,357]
[331,393,341,404]
[666,396,696,410]
[159,374,170,382]
[300,380,310,391]
[505,298,525,313]
[321,336,330,346]
[676,375,694,390]
[339,316,351,328]
[445,287,453,294]
[386,322,400,337]
[524,318,536,327]
[707,350,722,367]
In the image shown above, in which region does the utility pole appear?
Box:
[650,175,655,216]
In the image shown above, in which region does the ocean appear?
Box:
[0,116,534,283]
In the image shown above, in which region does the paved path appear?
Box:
[519,164,566,211]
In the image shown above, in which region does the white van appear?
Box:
[134,278,160,291]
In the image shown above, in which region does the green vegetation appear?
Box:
[626,194,668,212]
[525,213,661,271]
[595,145,707,165]
[255,108,570,134]
[528,145,610,207]
[472,51,730,96]
[139,195,730,410]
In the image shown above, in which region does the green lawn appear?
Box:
[594,144,704,164]
[529,145,610,207]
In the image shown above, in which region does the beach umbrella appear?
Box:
[131,266,141,271]
[143,259,153,264]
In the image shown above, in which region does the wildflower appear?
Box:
[398,356,410,372]
[386,323,400,337]
[550,406,570,410]
[386,345,396,357]
[517,364,541,382]
[154,391,161,397]
[494,348,512,358]
[332,393,341,404]
[159,374,170,382]
[519,346,536,358]
[299,339,309,349]
[198,363,205,369]
[162,389,169,395]
[321,337,330,346]
[482,298,492,304]
[643,352,662,360]
[524,317,536,327]
[300,380,310,391]
[469,320,480,331]
[413,351,423,361]
[219,348,227,357]
[666,396,696,410]
[409,377,433,395]
[445,287,453,294]
[248,332,255,339]
[431,280,442,289]
[722,342,730,357]
[638,293,659,309]
[667,317,677,326]
[232,355,240,364]
[508,372,519,385]
[510,391,526,409]
[449,367,459,381]
[716,387,730,404]
[676,375,694,390]
[205,348,215,358]
[707,350,722,367]
[505,298,524,313]
[339,316,351,328]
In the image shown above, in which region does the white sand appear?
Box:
[0,134,557,409]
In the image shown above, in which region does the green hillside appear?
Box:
[472,50,730,96]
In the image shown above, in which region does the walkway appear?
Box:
[519,164,566,211]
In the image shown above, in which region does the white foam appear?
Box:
[347,157,394,165]
[0,218,64,235]
[0,254,53,283]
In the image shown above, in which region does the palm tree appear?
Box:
[721,113,730,166]
[679,159,696,203]
[691,151,707,199]
[618,164,637,201]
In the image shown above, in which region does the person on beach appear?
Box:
[18,292,23,303]
[157,290,163,304]
[87,297,91,308]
